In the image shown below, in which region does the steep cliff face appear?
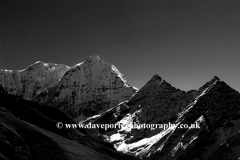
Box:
[83,74,196,148]
[165,78,240,160]
[34,55,137,121]
[0,56,137,121]
[1,56,240,159]
[85,76,240,159]
[0,84,139,160]
[0,62,70,99]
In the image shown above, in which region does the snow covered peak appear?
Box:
[19,61,70,72]
[21,61,45,71]
[34,61,44,64]
[0,55,137,120]
[32,56,138,120]
[72,55,108,69]
[0,61,70,99]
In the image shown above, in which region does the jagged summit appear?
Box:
[34,61,44,64]
[212,75,220,81]
[129,74,182,104]
[134,74,164,93]
[151,74,162,81]
[21,61,45,71]
[73,55,107,68]
[0,56,137,120]
[92,73,240,160]
[19,61,70,72]
[1,56,240,160]
[146,74,163,84]
[30,56,138,120]
[0,61,70,99]
[196,76,221,94]
[209,76,221,84]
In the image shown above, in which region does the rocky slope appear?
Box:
[0,56,137,121]
[0,62,69,100]
[2,57,240,159]
[34,55,137,121]
[84,75,240,159]
[0,86,139,160]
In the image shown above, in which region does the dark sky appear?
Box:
[1,0,240,92]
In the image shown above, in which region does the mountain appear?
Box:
[0,56,137,121]
[1,57,240,160]
[0,85,139,160]
[0,61,69,99]
[83,75,240,159]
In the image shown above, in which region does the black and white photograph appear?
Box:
[1,0,240,159]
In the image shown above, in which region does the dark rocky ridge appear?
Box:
[84,75,240,159]
[0,86,139,160]
[1,57,240,160]
[165,79,240,160]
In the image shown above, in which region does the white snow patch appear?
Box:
[1,69,12,72]
[50,67,56,70]
[111,65,130,87]
[116,122,180,157]
[107,106,180,157]
[73,62,84,67]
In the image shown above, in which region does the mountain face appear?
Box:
[0,56,137,121]
[34,55,137,121]
[84,76,240,160]
[1,57,240,160]
[0,62,69,100]
[0,85,139,160]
